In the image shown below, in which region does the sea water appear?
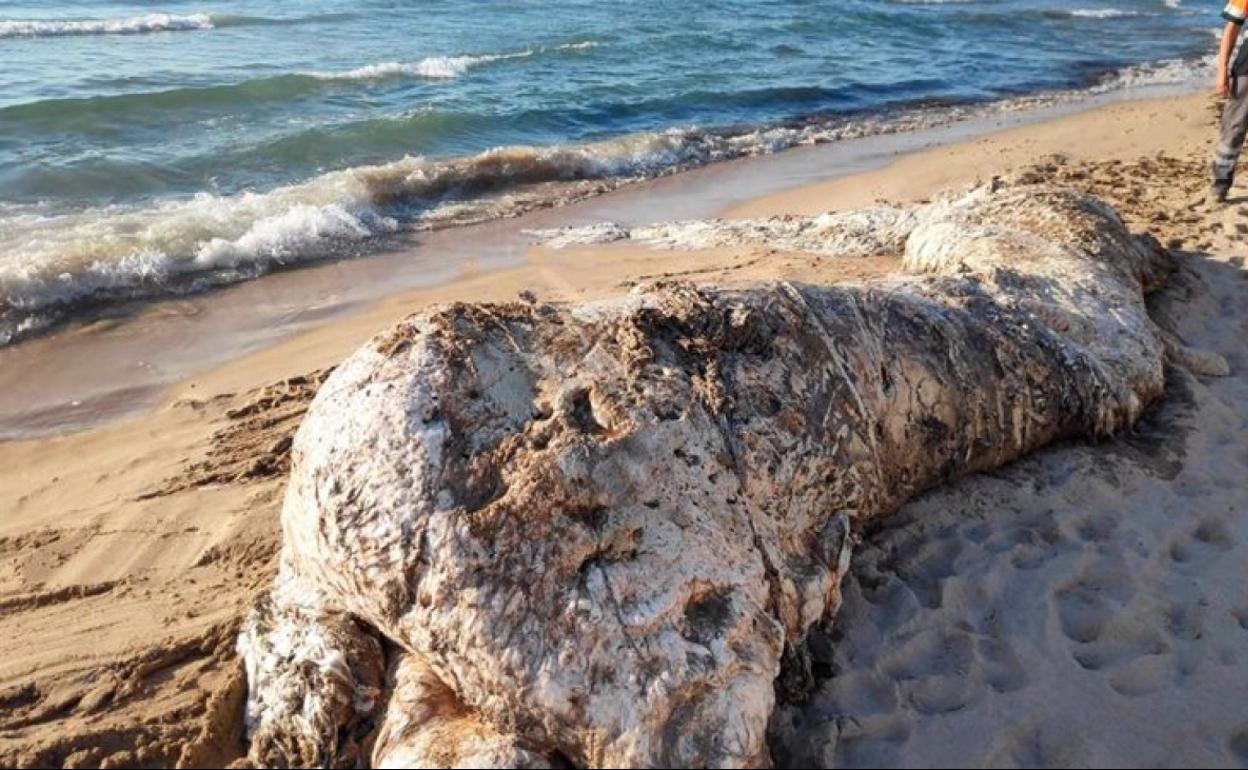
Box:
[0,0,1218,342]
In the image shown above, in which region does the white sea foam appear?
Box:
[0,128,811,342]
[0,13,214,38]
[0,176,399,345]
[194,203,388,270]
[1069,9,1139,18]
[313,53,529,81]
[1090,53,1213,92]
[309,42,598,81]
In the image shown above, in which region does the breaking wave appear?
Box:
[0,13,215,38]
[0,49,1211,345]
[307,43,596,81]
[1068,8,1141,19]
[0,11,350,39]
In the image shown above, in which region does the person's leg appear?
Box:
[1213,75,1248,200]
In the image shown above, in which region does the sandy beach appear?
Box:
[3,90,1247,768]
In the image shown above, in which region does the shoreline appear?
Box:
[0,83,1212,442]
[3,73,1248,768]
[0,48,1214,351]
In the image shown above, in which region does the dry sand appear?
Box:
[2,91,1247,768]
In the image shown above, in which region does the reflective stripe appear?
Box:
[1214,76,1248,186]
[1226,0,1248,23]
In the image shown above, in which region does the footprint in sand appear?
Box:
[975,636,1028,693]
[1231,606,1248,633]
[829,712,913,769]
[1169,515,1236,570]
[1193,516,1237,551]
[1055,586,1112,645]
[1071,511,1121,544]
[982,514,1064,572]
[896,538,963,610]
[1054,556,1136,644]
[1229,726,1248,768]
[986,720,1084,768]
[1164,602,1206,644]
[1105,654,1172,698]
[1070,623,1170,674]
[1053,554,1186,697]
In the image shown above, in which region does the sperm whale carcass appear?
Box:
[238,183,1203,768]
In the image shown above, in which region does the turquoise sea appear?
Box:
[0,0,1218,342]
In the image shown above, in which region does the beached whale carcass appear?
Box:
[237,182,1214,768]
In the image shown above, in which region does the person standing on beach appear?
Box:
[1214,0,1248,201]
